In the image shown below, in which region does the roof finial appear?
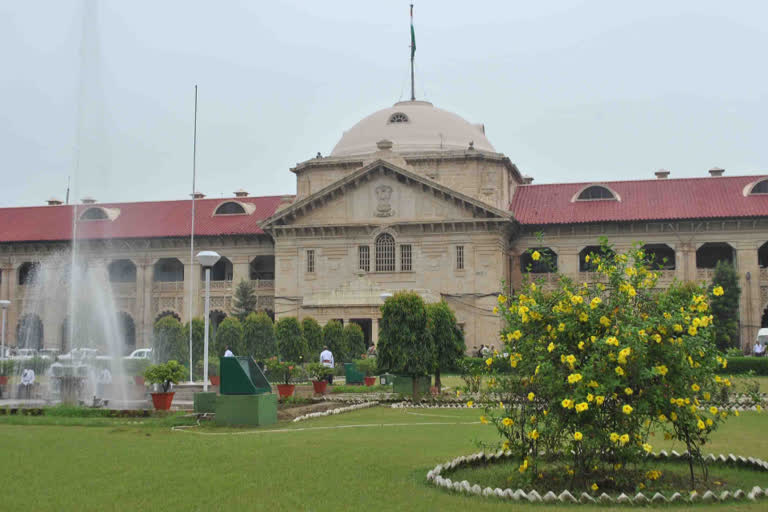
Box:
[410,4,416,101]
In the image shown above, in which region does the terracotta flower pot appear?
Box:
[0,376,8,386]
[277,384,295,398]
[133,376,145,386]
[210,376,221,386]
[364,376,377,387]
[151,392,175,410]
[312,380,328,394]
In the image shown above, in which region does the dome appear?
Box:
[331,100,495,157]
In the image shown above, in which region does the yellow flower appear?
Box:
[531,250,541,261]
[502,417,514,427]
[578,341,585,350]
[558,323,565,332]
[573,431,583,441]
[709,406,718,415]
[643,443,653,453]
[480,416,488,424]
[547,342,555,353]
[466,401,474,408]
[596,395,605,406]
[609,432,619,442]
[492,306,499,315]
[528,429,539,440]
[670,411,678,421]
[567,373,583,385]
[571,295,584,305]
[575,402,589,413]
[565,354,577,365]
[624,387,633,396]
[697,419,706,430]
[691,383,700,392]
[658,414,667,422]
[579,312,588,323]
[622,404,633,415]
[510,330,522,340]
[713,286,724,296]
[590,297,601,310]
[605,336,619,347]
[688,325,698,336]
[615,366,625,377]
[655,365,668,376]
[587,380,599,388]
[561,398,574,409]
[528,392,535,401]
[485,357,493,367]
[502,440,510,451]
[706,418,713,426]
[600,316,611,327]
[619,434,630,445]
[456,390,462,397]
[591,483,598,492]
[497,294,507,304]
[587,393,594,402]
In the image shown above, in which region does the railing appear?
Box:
[152,281,184,292]
[208,280,232,290]
[577,272,608,284]
[111,282,137,296]
[760,267,768,284]
[527,273,559,287]
[696,268,715,282]
[251,279,274,289]
[655,270,676,283]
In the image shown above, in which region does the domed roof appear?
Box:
[331,100,495,157]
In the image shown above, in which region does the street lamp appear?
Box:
[196,251,220,392]
[0,300,10,359]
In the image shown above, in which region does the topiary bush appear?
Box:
[343,323,366,360]
[302,317,323,360]
[214,316,244,356]
[322,320,346,362]
[275,317,307,364]
[152,316,187,364]
[183,317,210,369]
[427,301,465,392]
[719,356,768,375]
[481,241,761,492]
[243,311,277,360]
[144,360,187,393]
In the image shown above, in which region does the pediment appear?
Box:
[263,160,512,229]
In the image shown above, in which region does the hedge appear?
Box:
[717,357,768,376]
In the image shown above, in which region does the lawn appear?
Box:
[1,408,767,511]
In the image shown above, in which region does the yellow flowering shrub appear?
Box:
[481,240,755,490]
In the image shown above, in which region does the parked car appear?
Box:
[125,348,153,360]
[58,348,101,361]
[38,348,60,360]
[11,348,37,360]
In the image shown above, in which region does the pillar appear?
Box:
[7,263,19,347]
[677,243,697,282]
[736,244,760,351]
[142,261,154,348]
[231,255,251,293]
[558,249,580,279]
[371,317,379,347]
[182,259,201,323]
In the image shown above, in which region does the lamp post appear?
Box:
[196,251,220,392]
[0,300,10,359]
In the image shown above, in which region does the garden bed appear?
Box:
[276,400,343,421]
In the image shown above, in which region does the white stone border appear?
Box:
[426,450,768,504]
[292,401,378,423]
[393,402,764,412]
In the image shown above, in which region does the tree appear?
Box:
[709,261,741,351]
[343,323,366,360]
[243,311,277,360]
[231,279,258,320]
[427,301,465,392]
[214,316,244,356]
[377,292,434,397]
[322,320,347,363]
[302,317,323,360]
[275,317,307,363]
[183,317,211,370]
[152,316,186,364]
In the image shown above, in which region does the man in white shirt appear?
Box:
[20,368,35,398]
[223,346,234,357]
[320,346,334,385]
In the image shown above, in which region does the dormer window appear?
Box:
[575,185,617,201]
[80,207,109,220]
[388,112,409,124]
[750,179,768,195]
[214,201,247,215]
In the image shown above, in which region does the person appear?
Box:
[320,345,334,385]
[366,344,377,357]
[476,344,485,357]
[223,346,234,357]
[98,367,112,398]
[754,341,766,357]
[20,368,35,399]
[481,345,491,357]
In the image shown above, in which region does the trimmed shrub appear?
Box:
[213,317,244,357]
[322,320,347,363]
[302,317,323,360]
[275,317,307,363]
[243,311,277,360]
[152,316,187,364]
[183,317,211,368]
[343,323,366,360]
[427,300,465,391]
[719,356,768,375]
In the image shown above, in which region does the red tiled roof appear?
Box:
[0,195,290,243]
[510,175,768,225]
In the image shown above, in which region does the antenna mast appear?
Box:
[410,4,416,101]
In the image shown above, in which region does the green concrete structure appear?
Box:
[220,357,271,394]
[344,362,365,385]
[214,394,277,426]
[193,392,217,413]
[393,375,431,395]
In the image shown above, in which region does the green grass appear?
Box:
[1,408,767,511]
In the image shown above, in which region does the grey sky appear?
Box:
[1,0,766,208]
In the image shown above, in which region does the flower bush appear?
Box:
[480,241,759,491]
[265,357,297,385]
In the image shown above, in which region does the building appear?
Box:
[1,99,767,353]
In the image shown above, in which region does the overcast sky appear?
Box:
[1,0,767,207]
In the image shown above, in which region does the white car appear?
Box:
[38,348,60,360]
[58,348,101,361]
[125,348,152,360]
[12,348,37,360]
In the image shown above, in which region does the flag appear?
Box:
[410,5,416,61]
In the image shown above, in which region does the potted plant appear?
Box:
[143,360,187,410]
[307,362,332,394]
[356,358,378,387]
[126,358,151,386]
[265,357,297,398]
[0,359,14,387]
[195,356,220,386]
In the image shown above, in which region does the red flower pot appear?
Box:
[277,384,295,398]
[210,376,221,386]
[133,376,145,386]
[150,392,175,410]
[364,376,377,387]
[312,380,328,394]
[0,376,8,386]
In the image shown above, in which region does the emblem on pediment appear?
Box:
[374,184,394,217]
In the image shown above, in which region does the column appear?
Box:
[558,249,580,279]
[135,262,146,348]
[7,263,19,347]
[677,243,696,282]
[142,261,154,348]
[230,255,251,292]
[371,318,379,347]
[736,245,760,351]
[182,259,201,323]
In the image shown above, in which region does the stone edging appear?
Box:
[393,402,764,412]
[426,450,768,504]
[292,401,378,422]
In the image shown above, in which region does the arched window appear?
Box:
[520,248,558,273]
[375,234,396,272]
[696,243,734,269]
[388,112,409,124]
[108,259,136,283]
[80,207,109,220]
[18,262,40,286]
[153,258,184,282]
[579,245,615,272]
[577,186,616,201]
[17,314,43,350]
[201,257,233,281]
[759,242,768,268]
[250,255,275,280]
[117,312,136,355]
[751,179,768,195]
[642,244,676,270]
[215,202,246,215]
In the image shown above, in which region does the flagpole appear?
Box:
[188,85,198,383]
[410,4,415,101]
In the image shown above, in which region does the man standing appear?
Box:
[320,345,334,385]
[223,346,234,357]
